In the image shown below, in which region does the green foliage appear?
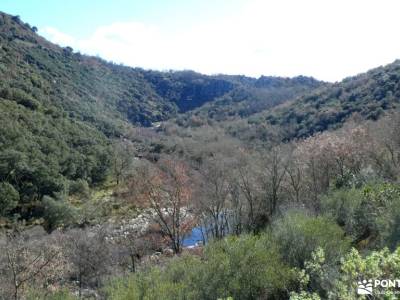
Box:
[0,99,111,221]
[26,289,77,300]
[177,75,321,123]
[290,291,321,300]
[68,179,90,198]
[321,188,364,238]
[106,234,295,300]
[0,181,19,216]
[0,12,323,225]
[322,184,400,250]
[270,210,351,268]
[42,196,78,231]
[293,246,400,299]
[0,87,40,110]
[259,61,400,140]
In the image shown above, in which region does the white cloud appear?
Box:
[41,27,76,47]
[39,0,400,82]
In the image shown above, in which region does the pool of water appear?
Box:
[182,226,204,247]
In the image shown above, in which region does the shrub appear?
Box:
[106,234,295,300]
[0,182,19,217]
[42,196,77,231]
[68,179,90,198]
[270,210,351,268]
[322,184,400,250]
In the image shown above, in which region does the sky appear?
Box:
[2,0,400,82]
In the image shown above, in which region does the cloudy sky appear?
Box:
[3,0,400,82]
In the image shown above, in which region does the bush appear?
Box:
[106,234,295,300]
[293,246,400,299]
[270,210,351,268]
[42,196,77,231]
[322,184,400,250]
[68,179,90,198]
[321,188,364,238]
[197,234,295,300]
[0,88,40,110]
[26,288,76,300]
[0,182,19,217]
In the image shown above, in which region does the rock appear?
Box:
[163,248,174,257]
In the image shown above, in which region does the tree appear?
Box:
[113,228,153,273]
[292,246,400,299]
[369,113,400,180]
[285,151,304,204]
[259,145,289,223]
[42,195,78,231]
[235,150,264,232]
[271,210,350,268]
[131,159,193,253]
[63,227,111,297]
[112,139,135,185]
[0,226,60,300]
[196,154,234,240]
[0,182,19,217]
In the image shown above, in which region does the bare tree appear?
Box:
[235,150,264,232]
[369,113,400,180]
[196,154,233,239]
[259,145,289,222]
[131,159,193,253]
[63,227,111,297]
[113,229,153,273]
[112,138,135,185]
[0,226,60,300]
[284,145,304,204]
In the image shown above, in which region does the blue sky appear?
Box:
[2,0,400,81]
[1,0,243,38]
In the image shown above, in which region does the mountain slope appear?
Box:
[0,12,322,220]
[262,60,400,139]
[213,60,400,142]
[179,75,323,123]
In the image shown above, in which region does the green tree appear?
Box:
[271,210,351,268]
[0,182,19,216]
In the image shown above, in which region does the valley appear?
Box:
[1,11,400,300]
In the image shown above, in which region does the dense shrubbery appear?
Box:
[270,210,350,268]
[0,99,111,221]
[105,234,295,300]
[100,182,400,300]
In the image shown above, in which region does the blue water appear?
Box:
[182,226,204,247]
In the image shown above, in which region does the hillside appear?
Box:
[2,10,400,223]
[178,75,323,123]
[251,60,400,140]
[0,12,322,132]
[4,5,400,300]
[0,12,322,221]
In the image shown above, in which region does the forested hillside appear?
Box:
[0,12,323,221]
[252,60,400,140]
[3,10,400,300]
[180,75,322,122]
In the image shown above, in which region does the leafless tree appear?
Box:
[130,158,193,253]
[62,227,111,297]
[259,145,290,222]
[235,150,263,232]
[112,138,136,185]
[196,154,234,239]
[113,229,154,273]
[0,226,60,300]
